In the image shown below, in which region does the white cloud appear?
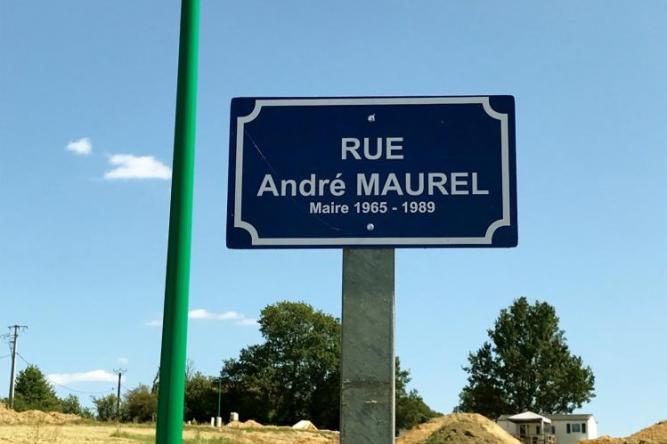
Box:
[117,357,129,365]
[189,309,241,321]
[66,137,92,155]
[236,318,260,327]
[104,154,171,180]
[145,309,257,327]
[188,308,257,327]
[188,308,213,320]
[47,369,117,385]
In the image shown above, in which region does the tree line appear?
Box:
[7,364,93,418]
[5,301,438,430]
[4,298,595,430]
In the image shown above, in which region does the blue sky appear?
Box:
[1,0,666,437]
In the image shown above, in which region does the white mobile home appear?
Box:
[497,411,597,444]
[548,414,598,444]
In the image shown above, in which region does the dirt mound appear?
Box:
[0,402,82,425]
[630,420,667,442]
[582,437,633,444]
[583,420,667,444]
[398,413,521,444]
[226,419,264,429]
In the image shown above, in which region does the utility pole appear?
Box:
[113,368,126,420]
[7,325,28,409]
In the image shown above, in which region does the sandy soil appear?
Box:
[582,420,667,444]
[397,413,521,444]
[0,403,81,426]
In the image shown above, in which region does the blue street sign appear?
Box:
[226,96,517,248]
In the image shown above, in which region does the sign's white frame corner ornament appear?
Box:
[226,95,517,249]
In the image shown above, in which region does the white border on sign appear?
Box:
[234,97,511,246]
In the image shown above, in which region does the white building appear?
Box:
[497,411,598,444]
[548,413,598,444]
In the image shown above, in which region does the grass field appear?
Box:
[0,422,339,444]
[4,414,665,444]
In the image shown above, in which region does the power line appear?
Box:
[49,380,113,396]
[16,352,113,396]
[16,352,32,366]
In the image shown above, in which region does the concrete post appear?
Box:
[340,248,395,444]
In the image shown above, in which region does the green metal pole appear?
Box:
[155,1,199,443]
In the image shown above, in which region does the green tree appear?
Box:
[395,357,438,431]
[397,391,438,431]
[92,394,118,421]
[222,301,341,429]
[60,394,82,415]
[184,371,217,422]
[122,384,156,423]
[221,301,434,431]
[13,365,60,412]
[79,407,95,419]
[457,297,595,418]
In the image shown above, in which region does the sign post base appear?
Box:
[341,248,395,443]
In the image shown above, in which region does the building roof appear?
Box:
[498,412,596,424]
[547,414,594,421]
[507,412,552,424]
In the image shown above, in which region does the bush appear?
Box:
[184,372,218,422]
[92,394,118,421]
[396,389,438,431]
[122,384,156,422]
[60,394,82,415]
[13,365,60,412]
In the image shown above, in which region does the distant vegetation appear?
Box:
[10,364,93,418]
[217,301,437,431]
[456,297,595,418]
[6,301,437,432]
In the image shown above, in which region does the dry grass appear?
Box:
[0,422,339,444]
[0,423,129,444]
[4,406,664,444]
